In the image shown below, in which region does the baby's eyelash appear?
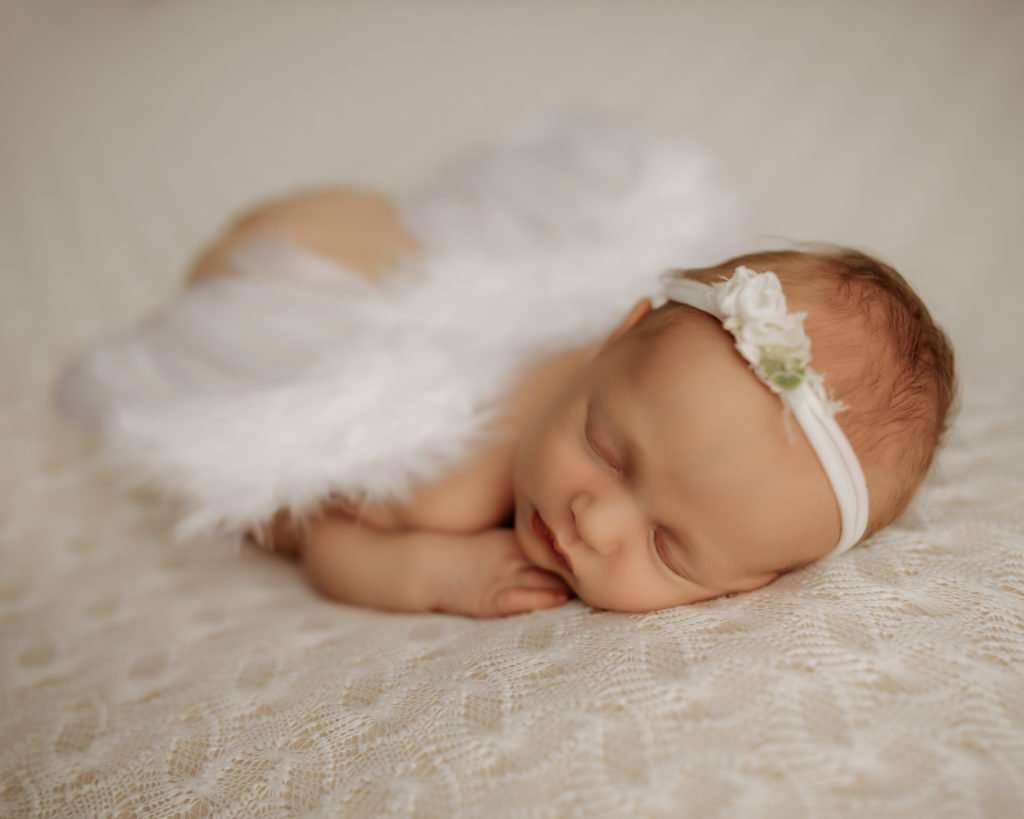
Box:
[586,435,618,472]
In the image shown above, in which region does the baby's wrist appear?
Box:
[404,531,477,613]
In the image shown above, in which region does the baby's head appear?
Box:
[512,246,956,612]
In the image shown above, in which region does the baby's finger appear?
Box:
[517,567,573,593]
[496,587,570,617]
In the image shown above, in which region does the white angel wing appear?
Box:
[54,111,748,541]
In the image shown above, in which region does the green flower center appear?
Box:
[759,345,806,391]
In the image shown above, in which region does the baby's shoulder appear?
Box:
[401,433,517,533]
[333,432,516,535]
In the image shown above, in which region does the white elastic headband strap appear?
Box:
[661,274,869,557]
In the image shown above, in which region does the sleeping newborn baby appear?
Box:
[194,189,957,618]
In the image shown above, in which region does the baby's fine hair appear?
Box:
[647,244,957,537]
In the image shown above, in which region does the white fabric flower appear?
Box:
[711,266,813,394]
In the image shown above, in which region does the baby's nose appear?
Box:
[570,493,632,557]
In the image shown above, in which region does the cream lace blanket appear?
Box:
[2,3,1022,817]
[3,390,1022,816]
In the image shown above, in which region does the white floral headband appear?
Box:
[657,265,869,557]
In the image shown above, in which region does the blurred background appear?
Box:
[2,0,1022,401]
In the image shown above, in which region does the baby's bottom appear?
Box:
[187,186,420,286]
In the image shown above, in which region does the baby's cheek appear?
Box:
[535,432,561,475]
[518,425,557,484]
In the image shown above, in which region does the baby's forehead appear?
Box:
[608,310,783,445]
[624,306,740,390]
[612,303,846,476]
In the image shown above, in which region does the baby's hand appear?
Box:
[431,528,572,618]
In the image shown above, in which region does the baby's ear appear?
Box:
[602,298,654,350]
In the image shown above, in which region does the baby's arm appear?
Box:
[301,514,571,618]
[190,189,571,616]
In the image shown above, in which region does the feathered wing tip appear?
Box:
[52,112,748,542]
[53,240,387,429]
[401,109,749,266]
[54,333,151,431]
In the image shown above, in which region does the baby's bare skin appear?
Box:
[189,187,576,617]
[190,187,866,618]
